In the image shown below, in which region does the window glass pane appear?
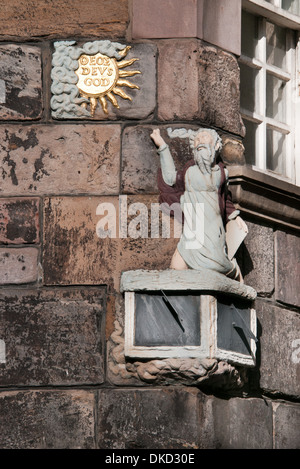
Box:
[241,11,259,57]
[266,22,287,69]
[266,128,286,175]
[243,120,257,166]
[266,74,286,123]
[282,0,300,16]
[240,63,259,113]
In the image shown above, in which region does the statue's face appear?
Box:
[193,131,216,168]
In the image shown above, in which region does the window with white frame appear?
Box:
[265,0,300,16]
[240,0,300,185]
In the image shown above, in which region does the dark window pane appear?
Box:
[240,63,259,113]
[282,0,300,15]
[241,10,259,57]
[134,293,201,347]
[266,21,287,69]
[266,73,287,123]
[266,128,286,175]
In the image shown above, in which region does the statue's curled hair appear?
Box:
[167,127,222,153]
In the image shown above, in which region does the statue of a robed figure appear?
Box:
[151,127,248,283]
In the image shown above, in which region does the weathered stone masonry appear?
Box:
[0,0,299,449]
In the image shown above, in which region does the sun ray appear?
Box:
[106,92,120,108]
[118,46,131,58]
[118,70,141,78]
[116,79,140,89]
[90,97,98,117]
[112,87,132,101]
[99,96,108,114]
[117,58,139,69]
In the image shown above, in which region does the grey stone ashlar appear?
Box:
[0,44,42,120]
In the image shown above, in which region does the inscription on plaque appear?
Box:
[76,53,119,97]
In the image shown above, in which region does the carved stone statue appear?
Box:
[150,127,248,282]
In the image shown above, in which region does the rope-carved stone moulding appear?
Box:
[51,40,141,118]
[108,317,249,390]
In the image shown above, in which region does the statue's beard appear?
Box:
[194,146,215,174]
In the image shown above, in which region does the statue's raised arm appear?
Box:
[151,128,177,187]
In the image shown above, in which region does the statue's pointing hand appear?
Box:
[150,129,165,149]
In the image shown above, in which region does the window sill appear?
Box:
[228,164,300,230]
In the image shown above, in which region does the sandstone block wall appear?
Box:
[0,0,299,449]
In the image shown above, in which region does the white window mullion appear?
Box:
[239,55,263,70]
[285,30,295,180]
[265,118,290,133]
[265,64,291,81]
[256,18,267,170]
[295,34,300,186]
[257,122,267,170]
[285,131,293,180]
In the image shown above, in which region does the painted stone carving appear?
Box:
[51,40,141,118]
[150,127,248,282]
[116,127,256,386]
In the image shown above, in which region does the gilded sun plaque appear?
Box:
[75,46,141,117]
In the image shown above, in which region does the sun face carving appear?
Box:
[75,46,141,117]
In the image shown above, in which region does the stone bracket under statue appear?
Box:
[121,269,257,369]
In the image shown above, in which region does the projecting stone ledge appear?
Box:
[120,269,257,301]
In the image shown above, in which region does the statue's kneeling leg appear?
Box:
[170,248,189,270]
